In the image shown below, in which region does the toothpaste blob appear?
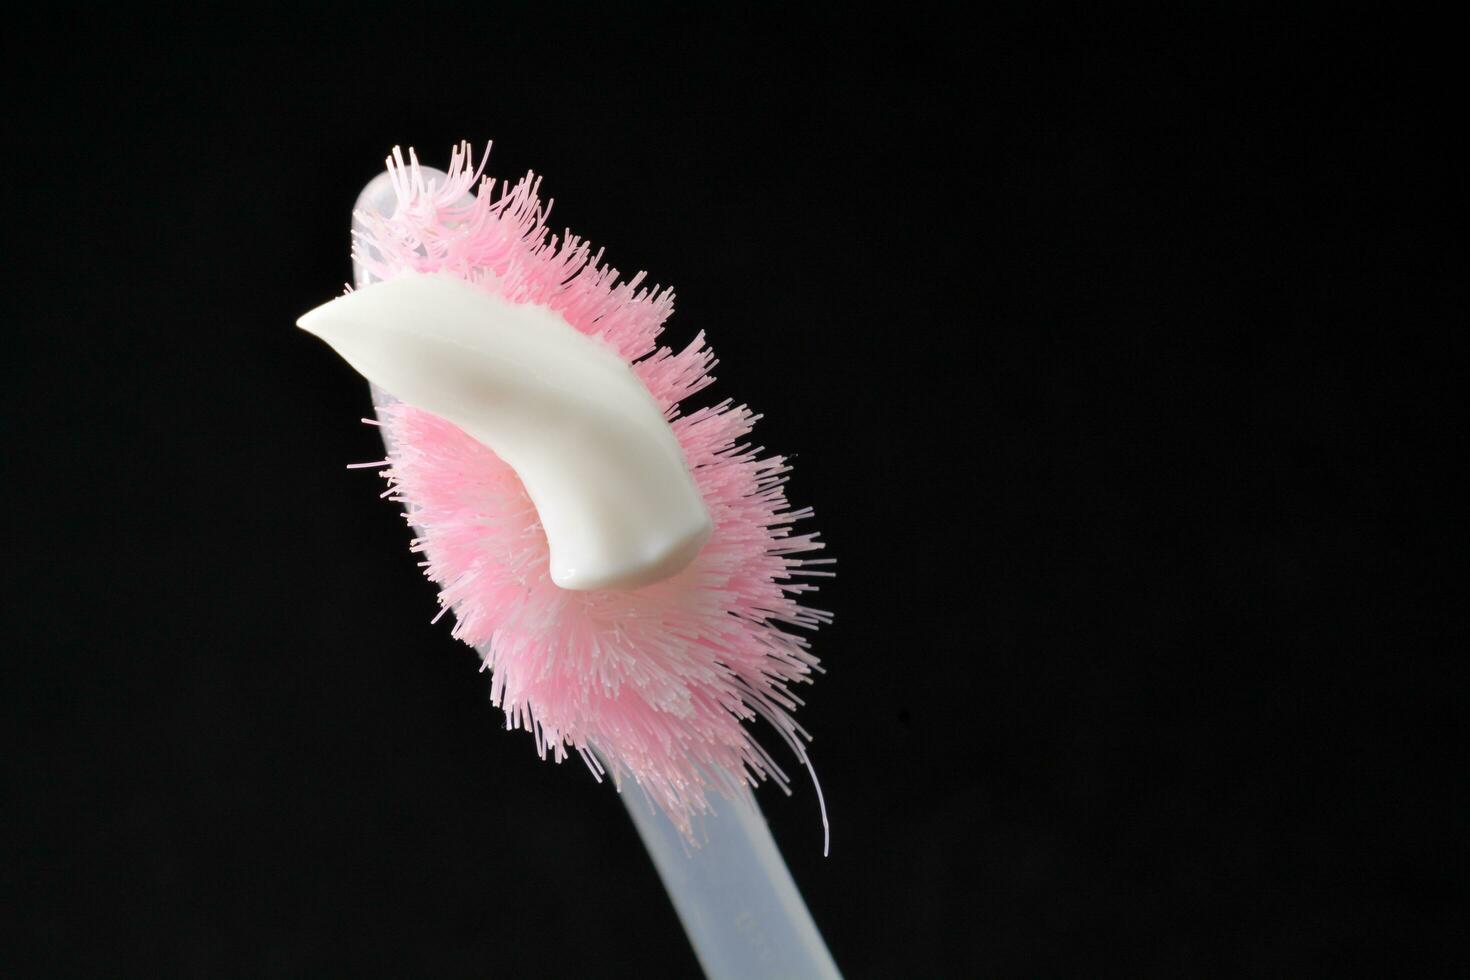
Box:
[298,273,713,591]
[311,144,831,837]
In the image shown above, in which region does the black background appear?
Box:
[5,7,1461,977]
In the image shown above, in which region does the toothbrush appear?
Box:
[298,144,839,979]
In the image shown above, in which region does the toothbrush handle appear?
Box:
[352,170,839,980]
[622,788,841,980]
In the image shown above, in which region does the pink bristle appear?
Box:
[354,143,830,839]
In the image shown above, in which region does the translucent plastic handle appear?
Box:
[349,167,839,979]
[624,786,841,980]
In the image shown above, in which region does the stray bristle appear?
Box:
[355,143,831,842]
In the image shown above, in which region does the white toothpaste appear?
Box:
[297,271,712,591]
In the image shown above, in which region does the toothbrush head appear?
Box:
[340,143,831,837]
